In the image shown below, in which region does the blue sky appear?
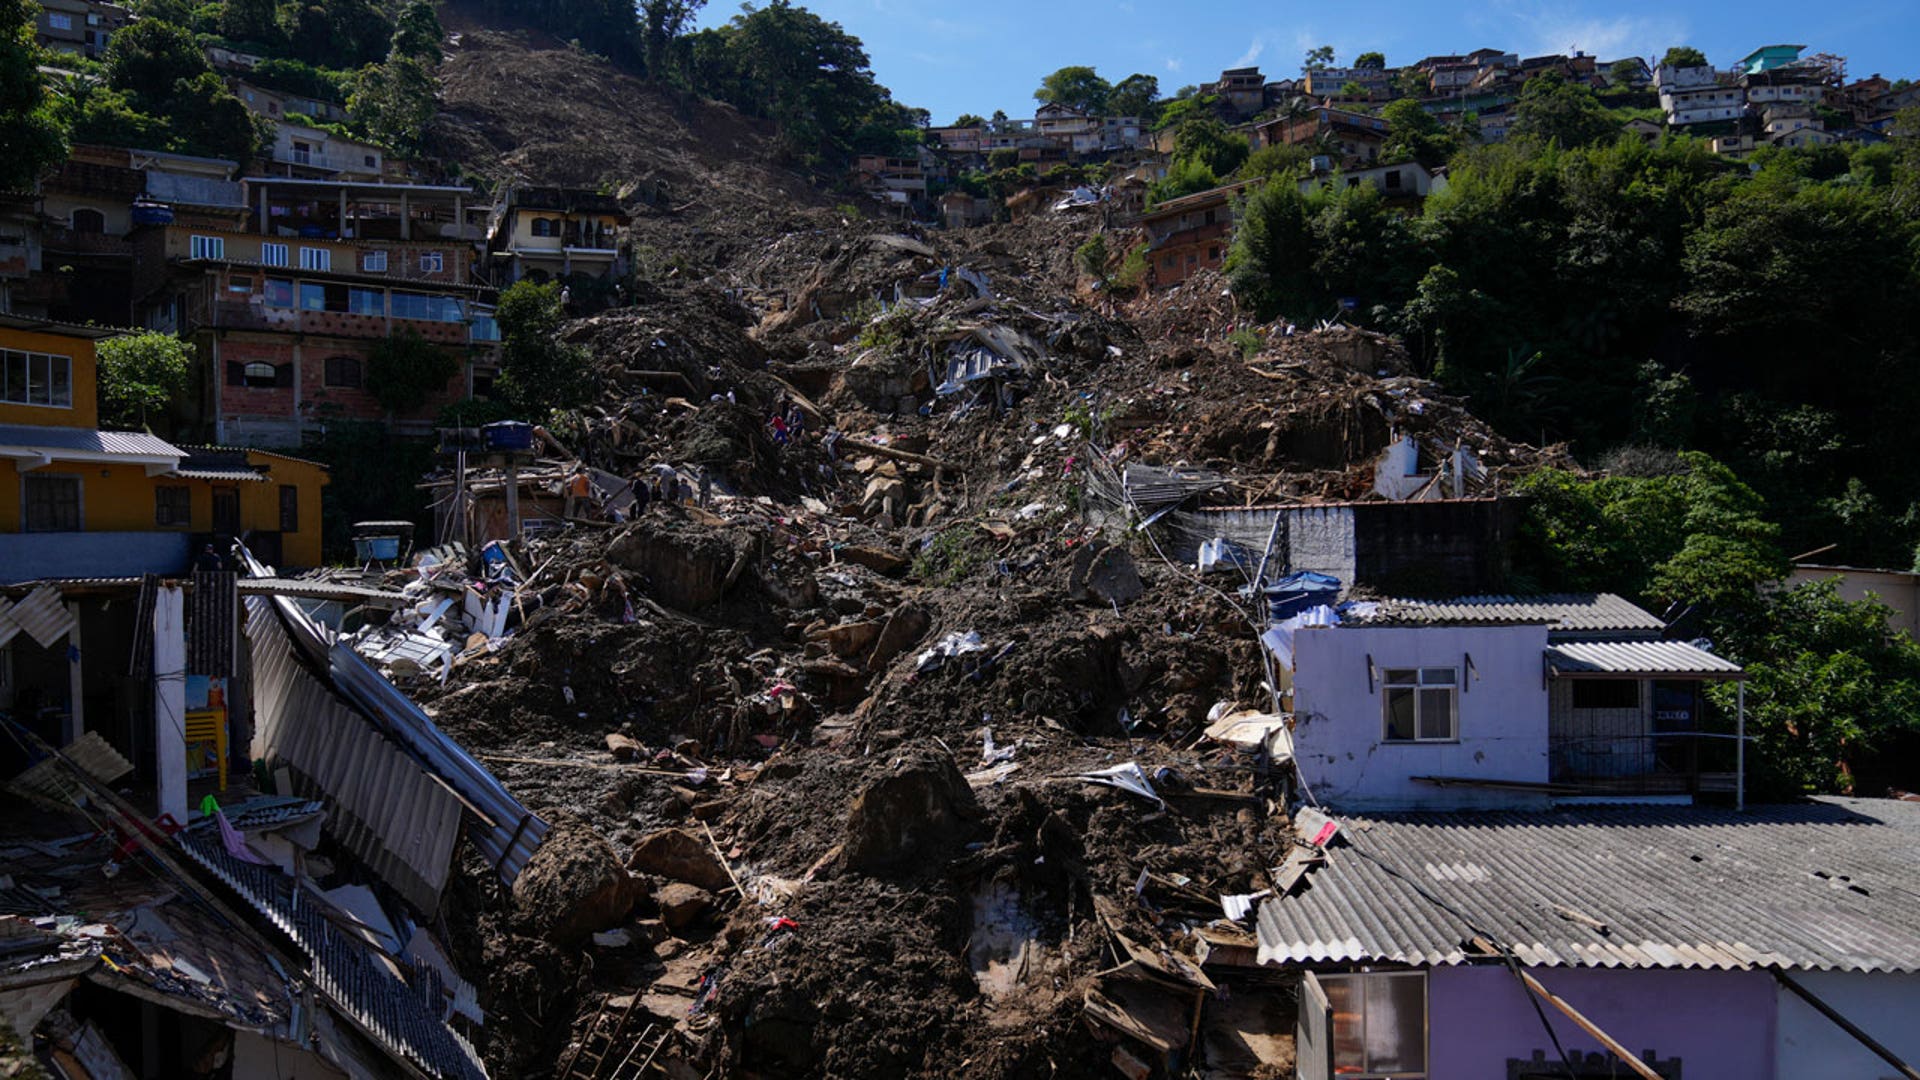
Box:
[695,0,1920,124]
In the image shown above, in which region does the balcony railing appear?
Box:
[1548,734,1738,796]
[207,301,476,346]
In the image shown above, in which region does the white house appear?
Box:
[1299,161,1443,200]
[1278,593,1744,811]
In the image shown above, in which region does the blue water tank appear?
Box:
[482,420,534,452]
[130,202,174,226]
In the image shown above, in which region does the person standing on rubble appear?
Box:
[630,469,652,515]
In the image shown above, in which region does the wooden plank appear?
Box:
[1517,970,1664,1080]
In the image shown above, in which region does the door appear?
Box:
[211,487,240,537]
[1297,970,1333,1080]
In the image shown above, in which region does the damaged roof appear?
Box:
[1545,639,1744,679]
[1358,593,1666,634]
[1256,798,1920,974]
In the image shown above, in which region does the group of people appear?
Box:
[769,397,808,446]
[622,466,709,516]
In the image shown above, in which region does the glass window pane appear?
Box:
[299,283,327,311]
[1364,974,1427,1074]
[49,356,70,407]
[1385,688,1416,741]
[1419,689,1454,740]
[28,353,48,404]
[263,278,294,307]
[1421,668,1456,685]
[1384,668,1416,686]
[349,288,384,315]
[3,351,18,401]
[1324,976,1366,1072]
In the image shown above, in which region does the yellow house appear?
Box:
[0,315,329,582]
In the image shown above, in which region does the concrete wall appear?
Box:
[1285,505,1357,584]
[1790,566,1920,644]
[1776,971,1920,1080]
[0,531,190,582]
[1291,623,1550,810]
[1429,966,1776,1080]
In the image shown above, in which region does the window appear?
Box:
[23,475,80,532]
[70,208,105,234]
[324,354,363,388]
[227,274,253,294]
[1385,170,1403,190]
[262,278,294,307]
[261,242,289,267]
[155,486,191,528]
[241,362,279,388]
[1572,680,1641,710]
[190,234,225,260]
[299,246,331,271]
[48,12,72,29]
[1322,972,1427,1079]
[279,485,299,532]
[1383,668,1457,742]
[391,291,463,322]
[363,154,376,168]
[2,350,73,408]
[348,287,384,316]
[361,250,388,273]
[530,218,552,238]
[291,140,313,164]
[419,251,444,274]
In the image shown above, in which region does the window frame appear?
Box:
[419,251,444,274]
[1319,970,1429,1079]
[22,474,82,533]
[190,234,225,260]
[2,349,74,409]
[154,486,192,529]
[48,12,72,29]
[1381,667,1459,743]
[279,484,299,532]
[323,354,364,389]
[69,207,106,234]
[361,250,388,273]
[298,246,332,272]
[260,242,289,267]
[241,362,279,389]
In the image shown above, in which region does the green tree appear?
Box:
[952,113,986,128]
[1225,181,1316,321]
[1394,68,1430,98]
[1145,155,1217,204]
[640,0,703,80]
[217,0,283,49]
[1509,70,1617,148]
[1171,116,1247,175]
[1707,580,1920,797]
[1075,233,1107,284]
[348,55,436,152]
[279,0,392,69]
[1354,51,1385,70]
[1239,142,1309,180]
[1034,64,1110,113]
[366,327,459,416]
[1607,58,1644,87]
[167,71,264,161]
[1303,45,1334,71]
[1660,46,1708,70]
[1339,80,1366,99]
[389,0,444,64]
[496,281,592,415]
[1107,72,1159,119]
[96,331,191,430]
[1380,97,1458,168]
[0,0,67,191]
[104,17,208,104]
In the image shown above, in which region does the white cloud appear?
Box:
[1497,2,1687,60]
[1164,57,1183,73]
[1233,36,1265,68]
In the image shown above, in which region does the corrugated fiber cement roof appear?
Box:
[1257,797,1920,973]
[1363,593,1665,633]
[1547,639,1744,679]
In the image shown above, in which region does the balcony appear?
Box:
[42,226,132,257]
[274,147,378,175]
[208,301,473,346]
[1548,734,1737,797]
[0,531,191,584]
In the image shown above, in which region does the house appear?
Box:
[1261,797,1920,1080]
[1250,106,1389,167]
[1791,563,1920,643]
[33,0,128,59]
[1711,133,1758,157]
[1601,56,1654,88]
[1773,127,1841,149]
[939,191,993,230]
[1100,115,1145,152]
[1138,179,1260,288]
[262,120,388,183]
[853,154,929,199]
[1281,593,1745,811]
[485,185,628,288]
[134,177,498,446]
[0,314,331,581]
[1656,64,1745,127]
[231,79,348,125]
[1204,67,1268,117]
[1424,61,1480,94]
[204,44,265,71]
[1300,160,1442,202]
[1034,102,1103,155]
[1301,66,1396,100]
[1739,43,1808,76]
[1622,117,1666,143]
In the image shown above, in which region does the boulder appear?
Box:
[512,822,640,945]
[656,883,715,934]
[1070,543,1144,607]
[842,745,981,875]
[866,603,930,671]
[627,827,734,893]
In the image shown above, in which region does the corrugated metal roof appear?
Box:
[1361,593,1665,633]
[188,571,237,678]
[1547,639,1744,679]
[170,467,270,482]
[1256,798,1920,973]
[174,826,488,1080]
[0,424,182,460]
[0,585,76,648]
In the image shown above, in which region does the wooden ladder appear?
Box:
[558,994,675,1080]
